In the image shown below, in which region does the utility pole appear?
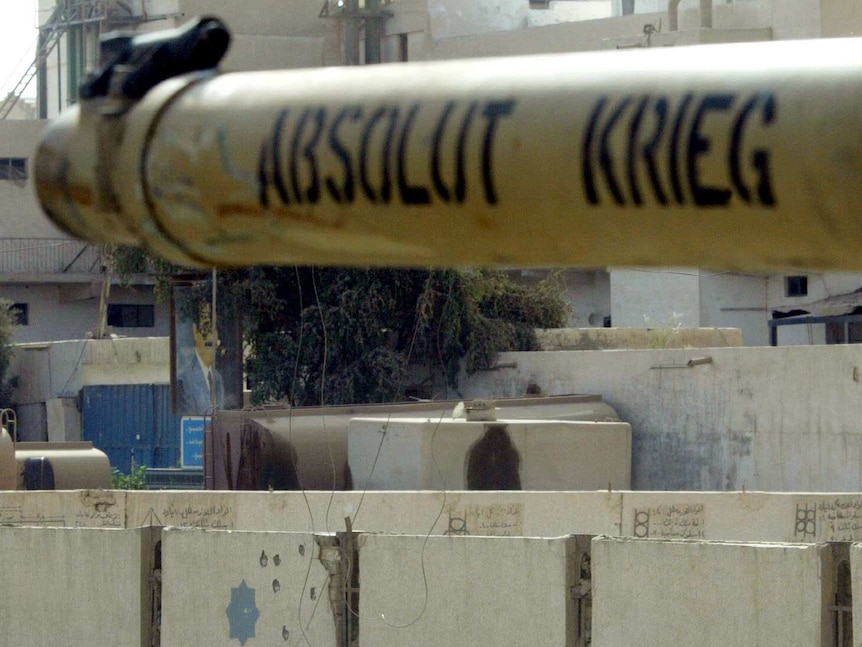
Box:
[364,0,384,64]
[343,0,361,65]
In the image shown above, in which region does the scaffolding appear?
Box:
[0,1,152,119]
[319,0,394,65]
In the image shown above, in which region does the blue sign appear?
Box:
[181,417,206,469]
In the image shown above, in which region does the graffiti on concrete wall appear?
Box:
[131,494,237,530]
[795,498,862,542]
[444,502,524,536]
[158,500,234,530]
[0,491,123,528]
[633,503,705,539]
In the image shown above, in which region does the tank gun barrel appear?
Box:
[34,18,862,270]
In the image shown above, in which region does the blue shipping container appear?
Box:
[82,384,182,473]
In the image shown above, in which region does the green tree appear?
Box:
[115,247,570,407]
[0,300,19,407]
[244,267,569,406]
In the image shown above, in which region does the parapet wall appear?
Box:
[3,490,861,647]
[461,344,862,491]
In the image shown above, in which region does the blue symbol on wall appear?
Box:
[226,580,260,645]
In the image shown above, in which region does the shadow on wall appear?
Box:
[465,424,522,490]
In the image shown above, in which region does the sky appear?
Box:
[0,0,39,99]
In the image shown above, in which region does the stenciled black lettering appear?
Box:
[730,96,757,203]
[481,100,516,205]
[627,96,650,206]
[380,107,399,203]
[583,97,608,205]
[669,93,693,204]
[257,139,271,208]
[271,109,292,205]
[643,98,669,205]
[431,101,456,202]
[301,108,326,203]
[599,96,632,206]
[687,93,734,207]
[585,91,775,209]
[258,109,292,207]
[289,108,312,204]
[730,92,776,206]
[397,103,431,205]
[359,107,387,202]
[455,102,478,203]
[326,106,361,204]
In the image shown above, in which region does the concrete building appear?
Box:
[0,115,168,344]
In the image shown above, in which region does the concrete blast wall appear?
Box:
[0,526,156,647]
[359,534,579,647]
[161,529,336,647]
[10,489,862,544]
[592,537,832,647]
[460,345,862,492]
[1,521,851,647]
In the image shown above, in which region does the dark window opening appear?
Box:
[785,275,808,297]
[107,304,155,328]
[399,33,409,62]
[826,321,862,345]
[0,158,27,181]
[622,0,636,15]
[9,303,28,326]
[831,556,852,647]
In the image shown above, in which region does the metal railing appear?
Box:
[0,238,103,274]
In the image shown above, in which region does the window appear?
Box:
[0,158,27,181]
[107,304,155,328]
[399,33,409,62]
[622,0,636,15]
[9,303,28,326]
[785,275,808,297]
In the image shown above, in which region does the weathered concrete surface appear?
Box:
[213,394,620,490]
[160,528,336,647]
[461,345,862,491]
[848,542,862,641]
[0,489,124,529]
[348,417,631,490]
[123,490,624,538]
[535,327,743,351]
[592,537,831,647]
[359,533,577,647]
[7,490,862,545]
[0,526,155,647]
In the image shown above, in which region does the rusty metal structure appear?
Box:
[1,1,164,119]
[319,0,393,65]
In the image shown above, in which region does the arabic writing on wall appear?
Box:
[445,503,524,537]
[795,498,862,542]
[160,501,235,530]
[0,495,122,529]
[633,503,705,539]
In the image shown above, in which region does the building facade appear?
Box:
[4,0,861,347]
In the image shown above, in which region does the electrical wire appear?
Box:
[342,269,454,629]
[310,269,338,536]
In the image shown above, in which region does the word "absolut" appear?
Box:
[582,92,777,207]
[257,99,516,208]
